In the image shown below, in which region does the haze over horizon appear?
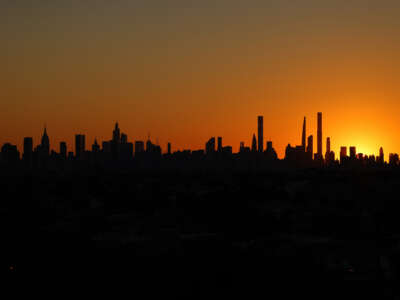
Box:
[2,1,400,158]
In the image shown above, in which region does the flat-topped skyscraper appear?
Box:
[258,116,263,152]
[75,134,85,159]
[302,117,306,151]
[317,112,322,157]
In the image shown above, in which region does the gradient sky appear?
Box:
[2,0,400,158]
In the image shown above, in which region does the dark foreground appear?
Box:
[3,167,400,295]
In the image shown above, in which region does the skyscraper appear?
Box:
[121,133,128,144]
[41,126,50,156]
[217,137,222,152]
[23,137,33,166]
[75,134,85,159]
[258,116,263,152]
[240,142,245,152]
[317,112,322,157]
[92,139,100,152]
[302,117,306,151]
[135,141,145,155]
[167,142,171,155]
[60,142,67,159]
[252,134,257,152]
[307,135,313,159]
[340,146,347,164]
[350,146,356,159]
[325,137,334,163]
[113,122,121,143]
[205,137,216,154]
[326,137,331,154]
[379,147,384,164]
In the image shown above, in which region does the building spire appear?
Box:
[302,117,306,150]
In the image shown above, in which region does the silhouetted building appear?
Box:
[266,141,278,160]
[285,144,308,163]
[317,112,322,157]
[350,146,356,159]
[68,152,74,160]
[326,137,331,154]
[340,147,347,164]
[217,137,222,152]
[167,142,171,155]
[121,133,128,144]
[389,153,399,166]
[307,135,313,160]
[23,137,33,167]
[120,142,134,160]
[240,142,245,152]
[325,137,334,163]
[41,126,50,157]
[135,141,145,155]
[206,137,216,154]
[60,142,67,159]
[113,122,121,143]
[222,146,232,155]
[1,143,19,164]
[75,134,85,159]
[251,134,257,152]
[302,117,306,151]
[102,141,111,153]
[92,139,100,152]
[258,116,263,152]
[378,147,384,164]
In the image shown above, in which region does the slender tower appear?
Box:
[307,135,313,159]
[252,134,257,152]
[326,137,331,153]
[317,112,322,157]
[302,117,306,151]
[258,116,263,152]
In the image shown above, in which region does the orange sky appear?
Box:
[1,1,400,158]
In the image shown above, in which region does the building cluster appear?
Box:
[0,113,398,169]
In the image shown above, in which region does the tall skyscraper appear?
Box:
[379,147,384,163]
[92,139,100,152]
[113,122,121,143]
[340,146,347,164]
[350,146,356,159]
[302,117,306,151]
[23,137,33,166]
[60,142,67,159]
[317,112,322,157]
[167,142,171,155]
[307,135,313,159]
[326,137,331,153]
[240,142,245,152]
[121,133,128,144]
[41,126,50,156]
[325,137,333,163]
[258,116,263,152]
[252,134,257,152]
[205,137,216,154]
[75,134,85,159]
[217,137,222,152]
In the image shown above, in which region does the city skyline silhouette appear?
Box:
[1,111,397,168]
[4,1,400,290]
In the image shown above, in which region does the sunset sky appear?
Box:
[2,1,400,158]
